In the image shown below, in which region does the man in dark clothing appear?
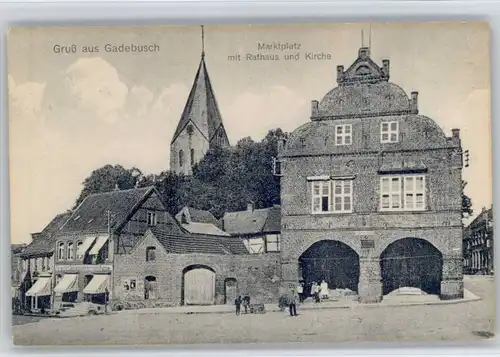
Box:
[235,296,242,316]
[288,289,298,317]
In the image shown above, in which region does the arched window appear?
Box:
[76,241,84,259]
[146,247,156,262]
[67,242,74,260]
[144,276,157,300]
[190,148,195,166]
[179,150,184,167]
[57,242,65,260]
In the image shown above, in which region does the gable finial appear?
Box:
[201,25,205,59]
[361,29,364,47]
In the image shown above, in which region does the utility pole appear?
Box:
[106,209,113,312]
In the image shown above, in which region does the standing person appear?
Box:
[288,289,298,317]
[235,295,242,316]
[320,279,329,300]
[314,282,321,303]
[310,281,317,302]
[297,283,304,303]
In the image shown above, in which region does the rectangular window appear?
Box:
[265,234,281,252]
[312,179,353,214]
[129,279,137,290]
[335,124,352,146]
[381,121,399,143]
[147,211,157,226]
[380,175,426,211]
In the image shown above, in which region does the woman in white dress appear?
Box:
[320,279,329,300]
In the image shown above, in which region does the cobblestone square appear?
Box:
[12,276,494,346]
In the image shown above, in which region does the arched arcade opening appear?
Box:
[380,238,443,295]
[299,240,360,295]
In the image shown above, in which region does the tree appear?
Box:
[184,129,284,218]
[74,165,143,208]
[462,180,473,218]
[73,128,286,219]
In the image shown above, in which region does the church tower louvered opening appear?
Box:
[170,26,230,175]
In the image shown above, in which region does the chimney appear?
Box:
[277,138,285,154]
[382,59,390,77]
[31,233,41,241]
[452,129,460,139]
[336,65,344,82]
[247,201,255,212]
[410,91,419,114]
[311,100,319,117]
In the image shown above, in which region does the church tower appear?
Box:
[170,26,230,175]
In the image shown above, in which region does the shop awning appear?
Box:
[54,274,79,293]
[83,275,109,294]
[88,235,109,255]
[25,277,51,297]
[77,236,97,257]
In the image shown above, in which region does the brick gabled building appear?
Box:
[50,186,183,309]
[278,47,465,302]
[463,206,493,275]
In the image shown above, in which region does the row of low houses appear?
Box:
[463,206,494,275]
[13,186,282,313]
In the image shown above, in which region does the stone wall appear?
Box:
[113,231,281,308]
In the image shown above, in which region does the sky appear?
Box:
[8,22,491,244]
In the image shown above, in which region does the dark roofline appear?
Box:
[61,186,168,236]
[114,186,157,232]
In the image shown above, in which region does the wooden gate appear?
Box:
[183,267,216,305]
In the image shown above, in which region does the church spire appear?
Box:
[170,26,230,175]
[201,25,205,59]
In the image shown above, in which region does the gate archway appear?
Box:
[182,265,216,305]
[299,240,360,293]
[380,238,443,295]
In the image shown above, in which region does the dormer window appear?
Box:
[335,124,352,146]
[381,121,399,143]
[147,211,157,226]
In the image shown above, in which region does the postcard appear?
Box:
[8,22,493,346]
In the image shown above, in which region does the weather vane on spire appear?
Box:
[201,25,205,58]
